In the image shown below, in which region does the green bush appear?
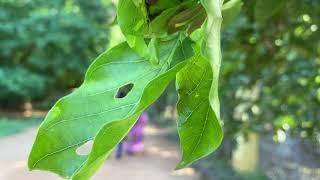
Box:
[0,0,112,107]
[0,66,46,107]
[220,0,320,140]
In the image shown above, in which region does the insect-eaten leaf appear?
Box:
[28,36,194,179]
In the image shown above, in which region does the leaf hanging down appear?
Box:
[200,0,223,120]
[28,37,193,179]
[175,48,223,169]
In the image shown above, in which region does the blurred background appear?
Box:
[0,0,319,180]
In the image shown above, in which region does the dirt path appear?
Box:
[0,125,199,180]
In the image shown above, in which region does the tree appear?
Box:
[221,0,320,142]
[0,0,112,108]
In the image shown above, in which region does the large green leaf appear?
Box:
[28,37,193,179]
[173,0,224,168]
[72,38,194,179]
[175,48,223,169]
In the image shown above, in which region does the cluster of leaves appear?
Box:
[28,0,245,179]
[0,0,112,108]
[220,0,320,142]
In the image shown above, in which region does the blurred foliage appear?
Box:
[0,116,42,137]
[0,0,113,108]
[195,159,268,180]
[148,1,320,178]
[220,0,320,142]
[151,0,320,142]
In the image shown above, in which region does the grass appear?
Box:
[0,116,42,137]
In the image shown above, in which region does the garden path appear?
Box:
[0,125,198,180]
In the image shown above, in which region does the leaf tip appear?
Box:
[175,160,190,170]
[27,156,35,171]
[27,145,39,171]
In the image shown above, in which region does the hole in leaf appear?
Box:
[115,83,134,98]
[76,140,93,156]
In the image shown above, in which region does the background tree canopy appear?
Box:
[150,0,320,145]
[0,0,113,108]
[220,0,320,141]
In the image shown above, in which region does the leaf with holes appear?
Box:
[28,36,194,179]
[175,47,223,169]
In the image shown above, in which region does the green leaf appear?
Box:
[146,38,160,64]
[221,0,243,29]
[173,0,224,168]
[148,0,181,15]
[73,39,194,179]
[149,0,203,36]
[28,37,193,179]
[117,0,148,56]
[168,3,206,34]
[255,0,287,21]
[175,48,223,169]
[199,0,222,118]
[149,7,180,36]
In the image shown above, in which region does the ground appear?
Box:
[0,125,199,180]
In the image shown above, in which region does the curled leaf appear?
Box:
[176,47,223,169]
